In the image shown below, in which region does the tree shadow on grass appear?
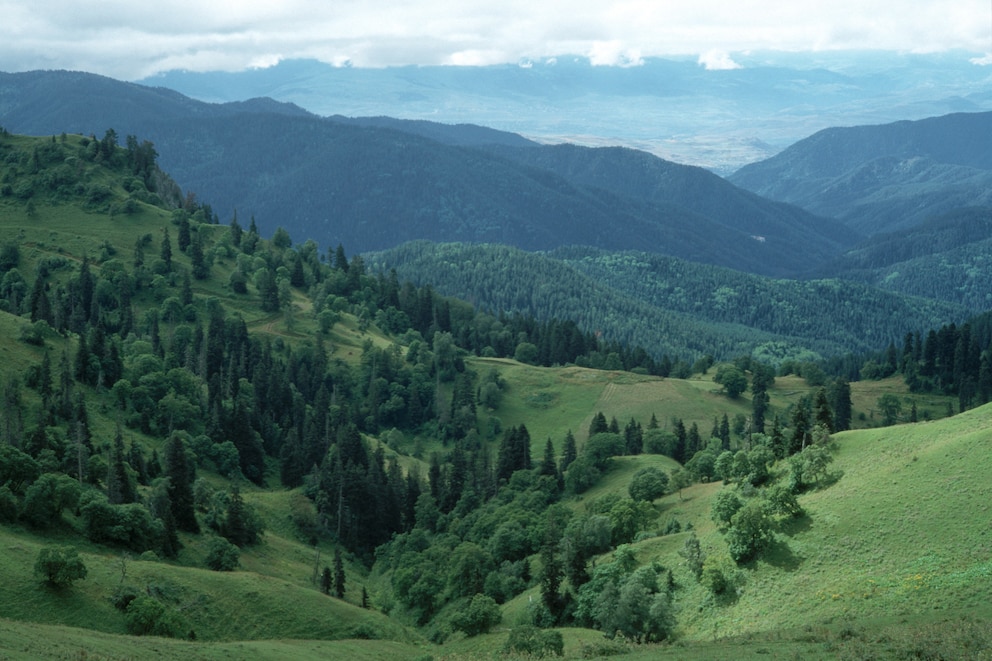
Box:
[779,513,812,537]
[763,537,803,572]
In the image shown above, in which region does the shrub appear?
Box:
[125,595,189,638]
[502,625,564,657]
[205,536,240,571]
[451,593,502,637]
[628,466,669,502]
[34,545,87,587]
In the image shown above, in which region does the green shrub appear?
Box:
[205,536,240,571]
[502,625,564,657]
[34,545,87,588]
[451,594,502,637]
[125,595,189,638]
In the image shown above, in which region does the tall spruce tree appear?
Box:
[164,433,199,533]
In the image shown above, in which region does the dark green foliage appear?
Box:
[163,433,199,533]
[628,466,668,502]
[0,443,40,493]
[21,473,80,528]
[125,595,190,638]
[34,545,87,587]
[714,365,748,398]
[502,626,564,658]
[79,492,162,552]
[333,548,345,598]
[205,536,240,571]
[320,566,332,595]
[450,593,502,637]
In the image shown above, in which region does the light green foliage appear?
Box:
[788,444,837,492]
[726,500,775,564]
[711,489,743,527]
[877,393,903,426]
[606,497,657,546]
[678,532,705,579]
[575,547,675,642]
[34,545,87,587]
[700,553,736,595]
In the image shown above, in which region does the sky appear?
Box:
[1,0,990,79]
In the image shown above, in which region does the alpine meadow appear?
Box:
[2,60,992,661]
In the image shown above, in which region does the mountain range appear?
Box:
[2,68,991,358]
[0,69,854,278]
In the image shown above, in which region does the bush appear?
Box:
[125,595,189,638]
[205,536,240,571]
[451,593,502,637]
[628,466,669,502]
[34,545,87,587]
[502,625,564,657]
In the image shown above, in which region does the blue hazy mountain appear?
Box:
[139,52,992,173]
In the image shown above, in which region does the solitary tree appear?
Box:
[714,365,748,398]
[628,466,669,502]
[34,545,87,588]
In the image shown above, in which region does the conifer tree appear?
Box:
[333,548,346,598]
[160,227,172,272]
[560,430,577,473]
[320,566,332,595]
[164,433,199,533]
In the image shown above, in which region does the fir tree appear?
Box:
[560,430,577,473]
[333,548,346,598]
[164,433,199,533]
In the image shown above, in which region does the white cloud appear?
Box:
[698,50,742,70]
[0,0,989,79]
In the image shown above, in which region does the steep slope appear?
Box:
[1,69,853,277]
[730,111,992,234]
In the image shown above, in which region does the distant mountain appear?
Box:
[137,53,992,173]
[729,112,992,235]
[0,69,855,277]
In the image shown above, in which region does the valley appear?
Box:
[0,59,991,661]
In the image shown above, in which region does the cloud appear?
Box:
[698,50,742,70]
[971,53,992,66]
[0,0,989,79]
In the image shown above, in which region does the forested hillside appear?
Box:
[730,111,992,234]
[1,128,990,660]
[366,242,970,363]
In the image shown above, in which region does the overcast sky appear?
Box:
[2,0,990,79]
